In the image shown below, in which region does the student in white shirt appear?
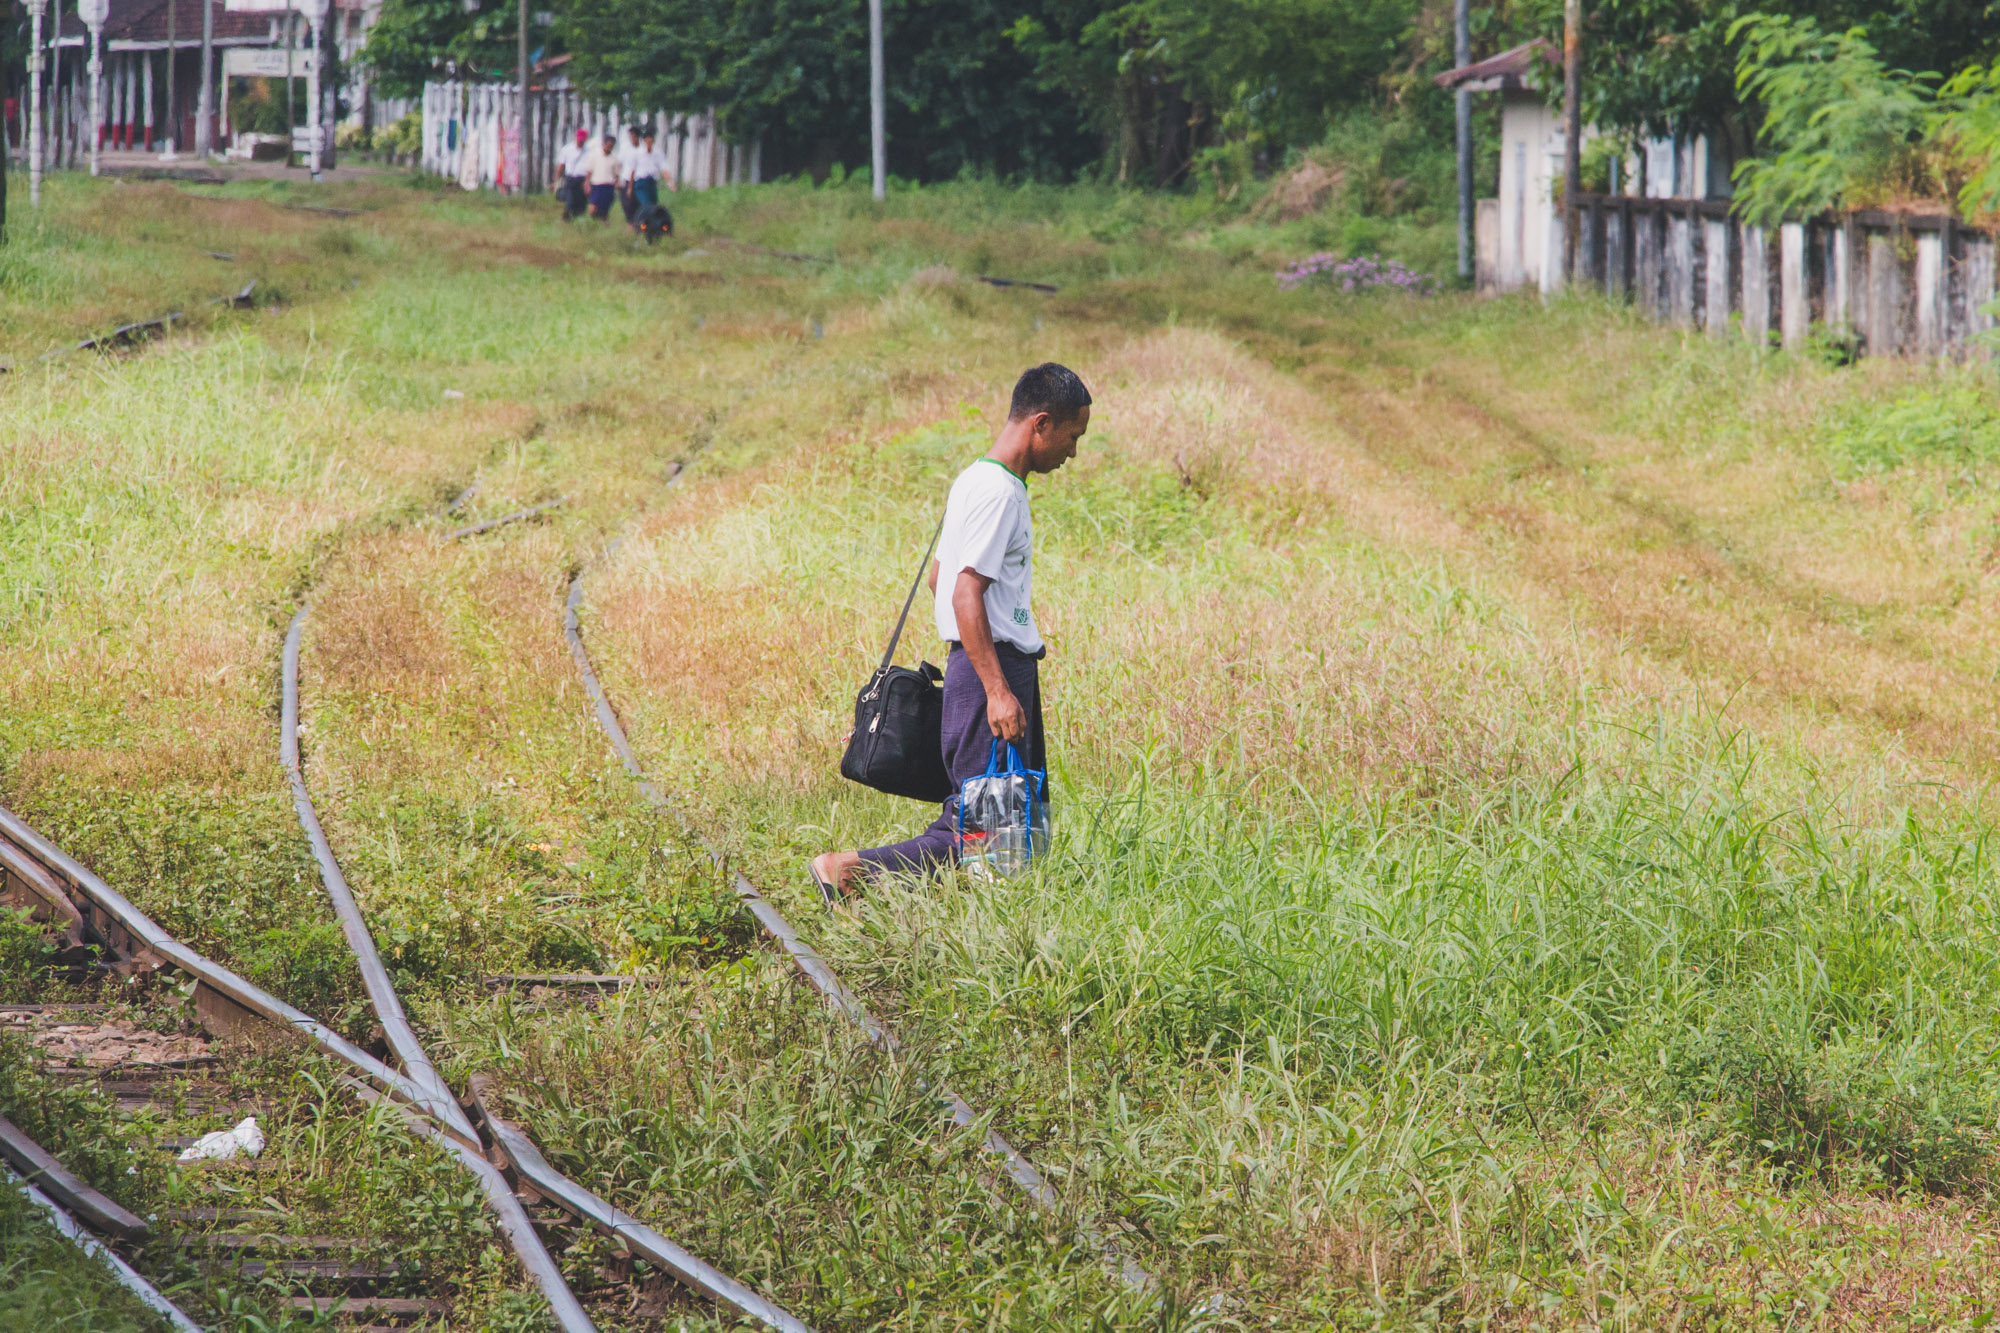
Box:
[629,126,674,216]
[580,133,620,221]
[810,364,1093,901]
[616,125,645,224]
[551,127,589,220]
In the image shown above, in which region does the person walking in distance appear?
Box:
[581,132,621,221]
[811,364,1092,899]
[617,123,646,226]
[624,126,672,230]
[553,127,589,220]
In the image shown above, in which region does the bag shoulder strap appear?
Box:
[877,511,946,672]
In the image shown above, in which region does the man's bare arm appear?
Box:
[927,558,939,594]
[951,568,1026,742]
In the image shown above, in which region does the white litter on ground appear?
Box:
[176,1117,265,1162]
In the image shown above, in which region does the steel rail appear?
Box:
[0,1114,151,1239]
[0,832,87,951]
[976,275,1059,293]
[463,1075,817,1333]
[450,496,570,541]
[281,610,458,1118]
[0,804,438,1123]
[0,805,808,1333]
[280,608,598,1333]
[560,568,1155,1293]
[1,1161,205,1333]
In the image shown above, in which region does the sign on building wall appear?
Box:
[225,48,299,77]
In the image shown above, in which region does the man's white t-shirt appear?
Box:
[582,145,620,186]
[617,137,643,185]
[557,140,588,176]
[934,457,1039,655]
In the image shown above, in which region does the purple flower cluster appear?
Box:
[1278,252,1433,294]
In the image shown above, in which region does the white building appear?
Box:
[1438,41,1731,294]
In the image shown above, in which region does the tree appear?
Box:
[1011,0,1419,184]
[1505,0,2000,144]
[364,0,553,97]
[557,0,1102,180]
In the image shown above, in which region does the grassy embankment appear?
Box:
[7,169,2000,1329]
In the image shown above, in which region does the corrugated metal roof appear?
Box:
[1433,40,1554,92]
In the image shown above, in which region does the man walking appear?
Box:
[811,364,1092,900]
[617,124,646,225]
[580,132,621,221]
[553,126,589,220]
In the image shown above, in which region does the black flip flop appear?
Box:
[807,861,842,909]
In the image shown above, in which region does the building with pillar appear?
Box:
[43,0,361,161]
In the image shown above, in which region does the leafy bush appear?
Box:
[1730,15,1937,226]
[1819,384,2000,472]
[0,909,55,1003]
[239,921,364,1021]
[377,110,423,160]
[230,76,306,137]
[1671,1013,1991,1190]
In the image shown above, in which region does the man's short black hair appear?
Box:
[1009,362,1092,424]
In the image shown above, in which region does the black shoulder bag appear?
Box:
[839,516,954,803]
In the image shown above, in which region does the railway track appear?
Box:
[6,350,1152,1328]
[0,796,814,1331]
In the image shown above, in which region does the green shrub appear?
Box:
[1731,14,1941,225]
[1819,383,2000,472]
[239,921,364,1021]
[0,909,55,1003]
[1671,1012,1991,1189]
[378,110,423,159]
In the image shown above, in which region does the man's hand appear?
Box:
[986,689,1027,743]
[953,566,1028,745]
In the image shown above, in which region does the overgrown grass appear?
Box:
[11,168,2000,1330]
[0,1179,174,1333]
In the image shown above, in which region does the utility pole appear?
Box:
[80,0,106,175]
[1454,0,1470,282]
[304,0,328,179]
[164,0,176,156]
[867,0,884,201]
[517,0,530,194]
[1562,0,1582,284]
[27,0,47,205]
[50,0,63,168]
[196,0,213,156]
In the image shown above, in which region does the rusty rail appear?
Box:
[0,1114,151,1239]
[977,275,1059,293]
[0,832,86,953]
[1,802,814,1332]
[450,496,570,541]
[464,1075,817,1333]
